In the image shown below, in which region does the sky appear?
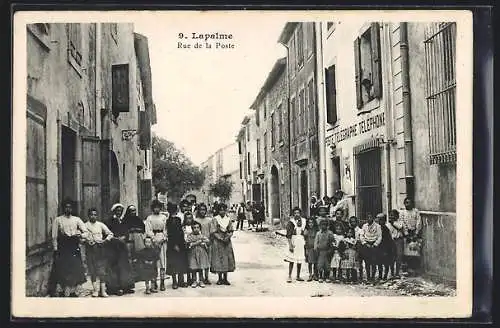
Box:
[134,13,287,165]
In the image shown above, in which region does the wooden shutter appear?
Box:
[325,65,337,124]
[100,139,111,217]
[81,137,102,219]
[112,64,130,116]
[371,23,382,99]
[139,110,151,150]
[354,37,363,109]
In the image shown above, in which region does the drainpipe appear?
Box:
[95,23,101,139]
[381,23,394,213]
[281,42,293,216]
[400,23,415,200]
[315,22,327,198]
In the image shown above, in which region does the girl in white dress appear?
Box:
[284,207,307,283]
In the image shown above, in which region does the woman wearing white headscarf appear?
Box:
[106,203,135,296]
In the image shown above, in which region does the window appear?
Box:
[290,97,296,141]
[239,162,243,179]
[290,35,297,77]
[263,100,267,120]
[256,107,260,127]
[424,22,457,164]
[247,152,251,173]
[256,139,261,168]
[112,64,130,117]
[298,89,305,135]
[306,23,314,58]
[271,112,275,148]
[110,23,119,44]
[354,23,382,110]
[238,141,242,154]
[308,79,316,133]
[297,24,304,67]
[247,126,250,141]
[278,104,283,142]
[264,132,268,164]
[325,65,338,125]
[67,23,83,73]
[327,22,334,30]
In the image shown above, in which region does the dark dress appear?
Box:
[136,247,159,281]
[304,227,318,264]
[123,214,146,281]
[210,218,236,273]
[379,224,396,265]
[106,217,135,293]
[166,216,188,274]
[54,235,87,287]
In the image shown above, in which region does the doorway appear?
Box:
[110,151,121,206]
[300,169,308,215]
[331,156,341,193]
[270,166,280,219]
[252,183,261,203]
[61,126,77,212]
[355,148,382,218]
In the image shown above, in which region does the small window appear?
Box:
[277,104,283,142]
[112,64,130,117]
[111,23,119,44]
[247,126,250,141]
[271,112,275,148]
[263,132,268,164]
[247,152,251,173]
[325,65,338,125]
[354,23,382,110]
[290,97,296,141]
[256,107,260,127]
[263,100,267,120]
[297,24,304,68]
[308,79,316,132]
[256,139,261,168]
[67,23,83,74]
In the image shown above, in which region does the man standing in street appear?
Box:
[236,202,246,230]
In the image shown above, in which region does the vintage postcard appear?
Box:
[12,10,473,318]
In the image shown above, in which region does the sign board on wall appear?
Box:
[326,112,385,148]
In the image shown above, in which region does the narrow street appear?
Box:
[79,226,447,298]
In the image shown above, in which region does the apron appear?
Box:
[284,218,306,264]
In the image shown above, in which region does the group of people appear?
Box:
[233,201,266,231]
[49,198,237,297]
[284,193,423,285]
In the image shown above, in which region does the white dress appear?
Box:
[284,218,306,264]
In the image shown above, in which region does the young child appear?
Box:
[387,209,404,278]
[360,213,382,283]
[377,213,395,281]
[186,221,210,288]
[84,208,114,297]
[330,222,345,282]
[303,217,319,281]
[183,211,195,285]
[210,203,236,285]
[340,228,359,284]
[314,219,335,283]
[136,236,160,294]
[355,216,366,282]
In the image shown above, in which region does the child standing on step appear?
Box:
[137,236,160,294]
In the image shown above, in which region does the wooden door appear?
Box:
[100,140,111,217]
[355,148,382,218]
[81,137,101,220]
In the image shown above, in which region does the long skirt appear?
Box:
[210,239,236,273]
[394,238,404,261]
[166,248,188,275]
[86,243,108,279]
[284,235,305,264]
[53,235,87,287]
[189,245,210,271]
[330,250,342,269]
[128,232,146,282]
[106,238,135,293]
[340,248,359,270]
[138,261,158,282]
[359,243,381,264]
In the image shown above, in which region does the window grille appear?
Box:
[424,22,457,165]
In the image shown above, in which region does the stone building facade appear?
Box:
[318,21,457,282]
[248,58,291,223]
[25,23,155,296]
[278,22,320,217]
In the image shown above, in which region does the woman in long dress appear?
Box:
[284,207,307,283]
[123,205,146,283]
[106,203,135,296]
[210,203,236,285]
[144,200,168,291]
[399,197,423,276]
[51,199,88,297]
[194,203,213,285]
[166,202,189,289]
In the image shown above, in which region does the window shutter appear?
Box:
[139,110,151,150]
[325,65,337,124]
[354,37,363,109]
[112,64,130,117]
[371,22,382,99]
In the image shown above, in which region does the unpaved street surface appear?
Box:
[80,228,455,298]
